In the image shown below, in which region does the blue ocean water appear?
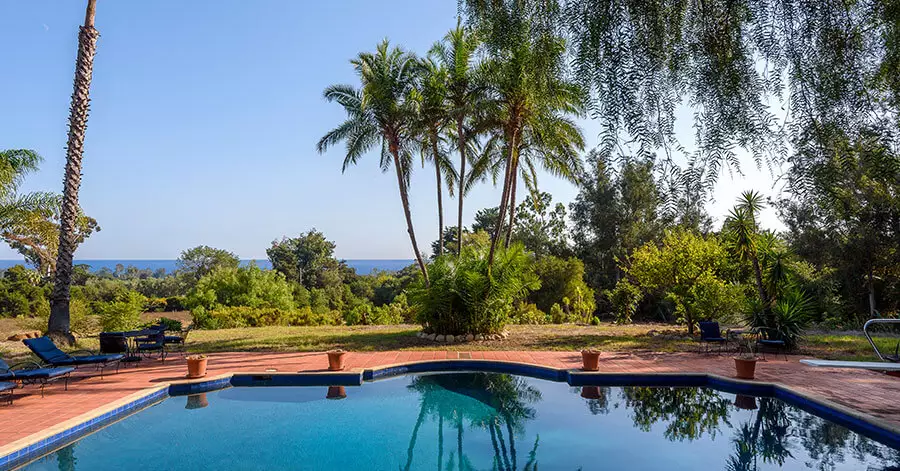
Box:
[0,259,414,275]
[18,373,899,470]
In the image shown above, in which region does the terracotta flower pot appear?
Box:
[734,357,758,380]
[326,386,347,400]
[580,386,602,399]
[734,394,758,410]
[185,393,209,410]
[185,355,208,378]
[327,350,346,371]
[581,350,601,371]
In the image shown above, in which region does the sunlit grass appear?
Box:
[1,319,895,362]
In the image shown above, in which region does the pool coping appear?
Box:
[2,358,898,469]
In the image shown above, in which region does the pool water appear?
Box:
[18,373,900,470]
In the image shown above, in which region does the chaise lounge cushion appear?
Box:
[23,337,124,366]
[0,382,15,392]
[0,367,74,381]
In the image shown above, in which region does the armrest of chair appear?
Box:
[69,349,98,356]
[9,361,44,371]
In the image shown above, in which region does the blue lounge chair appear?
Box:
[0,358,74,397]
[0,381,14,405]
[698,321,728,354]
[23,337,124,378]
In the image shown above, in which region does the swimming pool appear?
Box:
[13,372,900,470]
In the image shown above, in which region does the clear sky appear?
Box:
[0,0,785,261]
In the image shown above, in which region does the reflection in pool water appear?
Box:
[19,373,900,470]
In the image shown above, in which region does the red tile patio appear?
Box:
[0,351,898,447]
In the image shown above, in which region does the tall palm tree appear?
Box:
[49,0,100,344]
[725,191,771,324]
[413,57,457,257]
[317,40,430,286]
[432,24,482,256]
[480,33,585,267]
[499,113,584,247]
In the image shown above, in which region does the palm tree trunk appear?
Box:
[391,148,430,287]
[49,0,99,345]
[503,160,519,248]
[433,136,444,257]
[750,255,771,325]
[456,119,466,257]
[488,133,517,269]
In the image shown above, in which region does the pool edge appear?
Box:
[1,359,898,469]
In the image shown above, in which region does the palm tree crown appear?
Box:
[317,40,431,285]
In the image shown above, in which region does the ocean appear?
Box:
[0,259,415,275]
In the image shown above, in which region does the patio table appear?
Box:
[114,329,154,364]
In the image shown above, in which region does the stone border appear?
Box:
[1,359,898,469]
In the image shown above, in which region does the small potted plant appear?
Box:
[327,349,347,371]
[185,354,208,378]
[581,348,601,371]
[734,352,759,380]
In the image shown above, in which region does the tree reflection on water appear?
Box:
[406,372,542,471]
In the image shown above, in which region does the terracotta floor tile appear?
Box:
[0,350,897,447]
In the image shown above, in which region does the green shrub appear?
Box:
[411,243,539,335]
[143,297,167,312]
[528,256,595,318]
[185,265,295,312]
[192,306,342,329]
[142,317,183,331]
[97,291,144,332]
[608,280,643,324]
[511,302,548,324]
[165,296,186,311]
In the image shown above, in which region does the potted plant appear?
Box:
[185,354,208,378]
[581,348,601,371]
[327,349,346,371]
[734,353,759,380]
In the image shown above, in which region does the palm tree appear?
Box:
[317,40,430,286]
[47,0,101,344]
[479,32,586,267]
[725,191,771,325]
[432,24,482,256]
[0,150,59,226]
[414,57,457,257]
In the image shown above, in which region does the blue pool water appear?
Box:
[17,373,900,470]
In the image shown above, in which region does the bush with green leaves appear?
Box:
[411,243,539,335]
[527,256,596,322]
[96,291,144,332]
[185,265,295,312]
[0,265,49,318]
[620,229,744,334]
[191,306,341,329]
[510,302,548,324]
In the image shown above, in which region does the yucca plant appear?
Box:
[411,243,539,335]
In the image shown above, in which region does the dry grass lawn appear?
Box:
[1,316,896,363]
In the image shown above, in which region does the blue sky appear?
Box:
[0,1,784,261]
